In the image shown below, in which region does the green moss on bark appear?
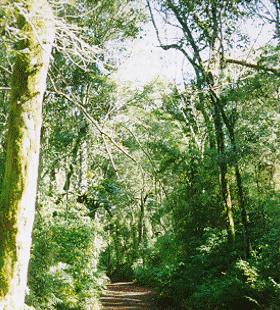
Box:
[0,0,55,305]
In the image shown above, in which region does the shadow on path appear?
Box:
[101,282,158,310]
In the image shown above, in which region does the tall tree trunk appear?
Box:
[196,75,235,241]
[215,95,251,257]
[212,102,235,242]
[79,139,88,195]
[138,193,146,247]
[226,124,251,257]
[0,1,55,308]
[234,163,251,258]
[273,0,280,39]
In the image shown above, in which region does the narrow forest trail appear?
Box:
[101,282,158,309]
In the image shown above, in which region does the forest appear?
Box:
[0,0,279,309]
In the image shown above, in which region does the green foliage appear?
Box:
[133,225,280,309]
[133,233,181,294]
[26,203,108,310]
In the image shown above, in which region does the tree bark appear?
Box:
[234,163,251,258]
[138,192,147,247]
[0,1,55,308]
[214,95,251,256]
[79,138,88,194]
[225,58,279,75]
[212,103,235,241]
[275,0,280,39]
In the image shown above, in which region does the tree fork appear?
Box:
[0,1,55,308]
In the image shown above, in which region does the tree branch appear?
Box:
[226,58,280,75]
[102,135,120,179]
[49,75,137,164]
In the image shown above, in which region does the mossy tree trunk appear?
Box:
[0,1,55,309]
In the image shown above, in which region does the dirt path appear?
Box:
[100,282,158,310]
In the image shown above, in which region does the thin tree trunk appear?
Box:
[273,0,280,39]
[234,163,251,258]
[212,103,235,242]
[228,133,251,256]
[196,76,235,240]
[0,1,55,308]
[79,139,88,194]
[216,98,251,257]
[138,193,146,247]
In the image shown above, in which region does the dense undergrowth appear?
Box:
[26,201,108,310]
[134,222,280,309]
